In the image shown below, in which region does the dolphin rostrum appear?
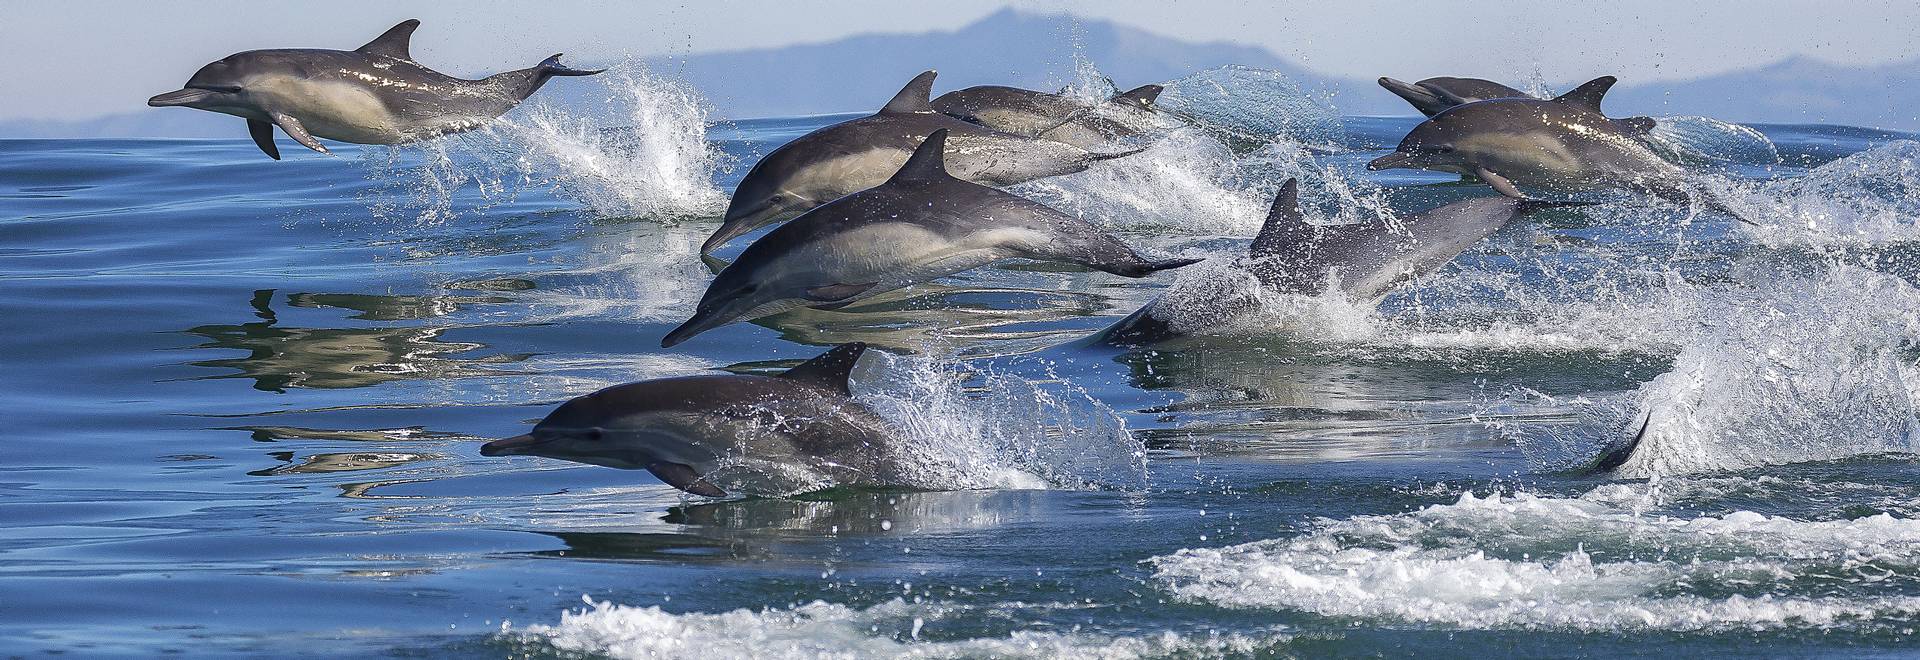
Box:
[932,83,1164,149]
[1367,76,1751,222]
[704,70,1147,254]
[1377,75,1656,135]
[666,129,1199,347]
[480,343,904,497]
[147,19,602,159]
[1093,179,1579,345]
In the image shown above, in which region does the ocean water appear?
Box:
[4,68,1920,657]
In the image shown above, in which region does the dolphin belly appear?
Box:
[250,75,406,144]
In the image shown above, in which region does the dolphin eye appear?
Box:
[586,428,605,441]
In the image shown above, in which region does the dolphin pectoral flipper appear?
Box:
[271,113,329,154]
[356,19,420,61]
[776,342,868,395]
[1476,167,1523,198]
[248,119,281,160]
[804,283,879,305]
[646,461,726,497]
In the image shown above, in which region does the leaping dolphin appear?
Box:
[704,70,1147,254]
[481,343,904,497]
[147,19,603,159]
[1377,75,1656,135]
[666,129,1198,347]
[1367,76,1753,223]
[1092,179,1579,345]
[932,83,1164,149]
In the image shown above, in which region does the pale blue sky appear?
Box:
[4,0,1918,121]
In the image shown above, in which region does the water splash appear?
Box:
[364,65,729,224]
[855,350,1148,492]
[1741,140,1920,245]
[1515,265,1920,477]
[1155,65,1346,150]
[1645,115,1782,167]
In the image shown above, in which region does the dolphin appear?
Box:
[1377,75,1656,135]
[665,129,1199,347]
[932,83,1164,149]
[147,19,602,159]
[704,70,1147,254]
[1366,76,1751,222]
[480,343,904,497]
[1092,179,1578,345]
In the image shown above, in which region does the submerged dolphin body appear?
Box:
[480,343,903,497]
[1092,179,1569,346]
[705,70,1147,253]
[1377,76,1657,135]
[665,129,1199,347]
[1367,76,1750,222]
[147,19,602,159]
[932,83,1164,149]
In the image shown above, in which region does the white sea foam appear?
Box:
[1152,488,1920,632]
[506,597,1289,660]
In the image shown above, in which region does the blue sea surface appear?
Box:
[4,71,1920,657]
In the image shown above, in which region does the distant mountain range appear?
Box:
[8,8,1918,138]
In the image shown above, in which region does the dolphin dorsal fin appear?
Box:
[888,129,951,184]
[357,19,420,61]
[777,343,868,395]
[880,70,938,114]
[1249,179,1313,258]
[1110,84,1164,109]
[1553,76,1617,113]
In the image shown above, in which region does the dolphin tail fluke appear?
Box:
[1578,410,1650,475]
[1110,84,1164,109]
[489,54,605,101]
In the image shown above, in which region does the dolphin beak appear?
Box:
[661,308,732,348]
[480,434,543,457]
[1367,152,1415,171]
[703,197,789,254]
[148,88,217,107]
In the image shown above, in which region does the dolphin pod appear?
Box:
[663,129,1198,347]
[702,70,1151,254]
[141,27,1764,494]
[148,19,602,159]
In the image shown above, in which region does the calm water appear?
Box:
[5,70,1920,657]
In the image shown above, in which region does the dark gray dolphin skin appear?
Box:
[704,70,1147,254]
[480,343,903,497]
[1093,179,1573,346]
[1377,76,1656,135]
[147,19,602,159]
[666,129,1200,347]
[932,83,1164,149]
[1367,76,1751,222]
